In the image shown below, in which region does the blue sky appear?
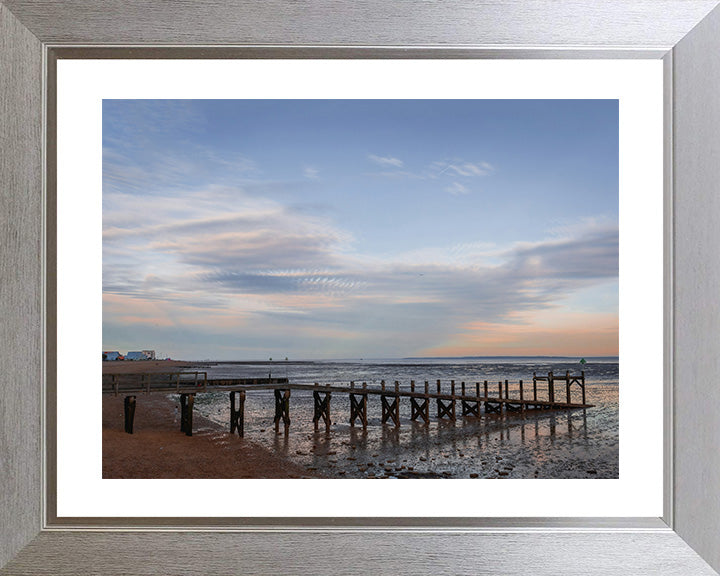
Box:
[103,99,618,360]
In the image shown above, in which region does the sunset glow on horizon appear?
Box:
[103,99,618,360]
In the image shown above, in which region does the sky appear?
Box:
[102,99,618,360]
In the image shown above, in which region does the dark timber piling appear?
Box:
[123,395,136,434]
[380,380,400,427]
[349,381,368,429]
[461,381,480,417]
[230,390,246,437]
[313,388,332,432]
[274,389,291,433]
[410,380,430,424]
[179,393,194,436]
[436,379,456,420]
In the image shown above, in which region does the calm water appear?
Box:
[187,357,619,479]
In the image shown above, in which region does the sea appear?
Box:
[186,357,619,479]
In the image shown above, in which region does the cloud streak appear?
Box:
[103,179,617,358]
[368,154,404,168]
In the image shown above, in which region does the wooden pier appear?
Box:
[103,371,592,437]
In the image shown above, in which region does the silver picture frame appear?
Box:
[2,1,720,574]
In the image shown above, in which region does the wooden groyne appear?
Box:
[103,371,592,437]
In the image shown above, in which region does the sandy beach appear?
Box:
[103,361,317,479]
[102,359,618,479]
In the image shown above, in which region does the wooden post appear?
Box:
[237,390,245,437]
[381,380,386,391]
[533,374,538,401]
[484,380,488,398]
[230,391,236,434]
[313,391,320,431]
[498,381,502,398]
[424,381,429,395]
[179,393,194,436]
[436,380,456,421]
[362,391,368,428]
[566,371,572,404]
[410,380,415,392]
[461,383,480,417]
[187,394,194,436]
[124,395,136,434]
[350,393,367,429]
[394,380,400,393]
[274,389,291,432]
[548,371,555,403]
[313,391,331,431]
[230,390,245,437]
[180,393,187,433]
[437,380,442,418]
[450,381,456,419]
[410,396,429,424]
[581,371,586,404]
[519,380,524,401]
[381,394,400,427]
[504,379,509,399]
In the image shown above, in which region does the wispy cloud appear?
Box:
[366,157,495,194]
[303,166,320,179]
[445,182,470,196]
[430,159,495,178]
[368,154,404,168]
[104,176,617,355]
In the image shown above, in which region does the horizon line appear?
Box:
[172,354,620,363]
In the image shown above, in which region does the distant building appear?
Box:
[141,349,156,360]
[103,351,121,361]
[125,351,147,361]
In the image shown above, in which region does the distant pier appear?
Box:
[103,371,592,437]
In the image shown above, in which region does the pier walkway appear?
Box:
[102,371,592,436]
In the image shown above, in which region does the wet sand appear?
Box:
[103,361,318,479]
[193,386,618,479]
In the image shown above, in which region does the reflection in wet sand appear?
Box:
[194,364,617,479]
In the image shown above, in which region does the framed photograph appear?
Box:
[2,2,720,574]
[64,60,657,519]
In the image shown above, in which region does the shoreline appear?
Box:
[103,392,319,479]
[101,359,616,479]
